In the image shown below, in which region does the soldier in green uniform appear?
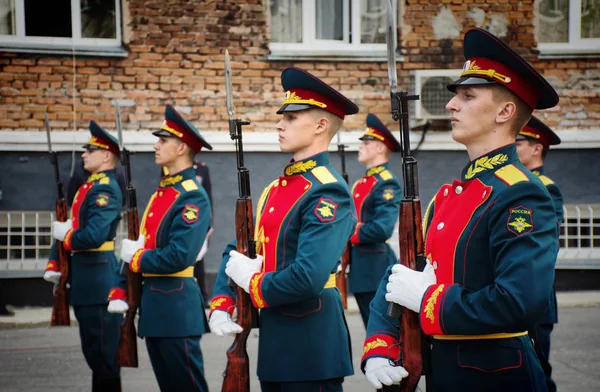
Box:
[361,28,560,391]
[210,67,358,392]
[44,121,123,391]
[516,115,563,392]
[349,114,402,328]
[107,105,212,392]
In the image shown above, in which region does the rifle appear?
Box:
[46,113,71,327]
[335,132,350,309]
[114,103,141,368]
[385,1,425,391]
[221,49,256,392]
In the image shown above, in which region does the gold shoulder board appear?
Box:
[379,170,393,181]
[538,175,555,186]
[311,166,337,184]
[99,177,110,185]
[181,179,199,192]
[494,164,529,186]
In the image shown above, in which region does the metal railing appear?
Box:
[1,204,599,277]
[387,204,600,270]
[0,211,127,278]
[558,204,600,269]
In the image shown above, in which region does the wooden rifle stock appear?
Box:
[115,202,141,367]
[222,199,255,392]
[114,105,141,367]
[386,90,424,391]
[337,246,350,309]
[336,135,350,309]
[395,199,425,392]
[51,198,71,326]
[46,115,70,327]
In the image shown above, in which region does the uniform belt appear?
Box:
[433,331,528,340]
[73,241,115,253]
[324,274,336,289]
[142,266,195,278]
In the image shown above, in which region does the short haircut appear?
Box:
[490,85,532,137]
[308,108,343,137]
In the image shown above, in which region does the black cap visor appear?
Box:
[447,76,498,93]
[276,103,314,115]
[152,129,176,137]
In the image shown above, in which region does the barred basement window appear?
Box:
[0,210,127,277]
[0,0,125,56]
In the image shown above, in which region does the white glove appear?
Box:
[120,234,146,264]
[43,270,61,284]
[209,310,243,337]
[197,228,214,261]
[365,357,409,389]
[52,219,72,242]
[385,262,436,313]
[107,299,129,314]
[225,250,263,293]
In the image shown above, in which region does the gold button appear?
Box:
[281,180,287,187]
[274,182,279,187]
[304,184,310,190]
[269,207,274,213]
[433,261,438,270]
[437,222,444,230]
[355,193,360,198]
[443,189,448,197]
[149,212,154,217]
[74,199,78,203]
[362,178,367,183]
[159,191,163,196]
[146,234,151,240]
[265,236,270,243]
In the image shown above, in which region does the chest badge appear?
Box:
[96,193,109,207]
[507,205,533,236]
[182,204,200,224]
[314,197,338,222]
[382,188,394,201]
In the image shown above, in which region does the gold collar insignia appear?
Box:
[159,175,183,187]
[284,160,317,176]
[464,153,508,179]
[367,166,385,177]
[87,172,107,182]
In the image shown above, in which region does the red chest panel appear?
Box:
[352,176,377,221]
[70,182,94,229]
[259,176,312,272]
[140,187,180,249]
[425,179,492,284]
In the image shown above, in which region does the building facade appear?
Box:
[1,0,599,304]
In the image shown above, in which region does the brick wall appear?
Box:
[1,0,598,135]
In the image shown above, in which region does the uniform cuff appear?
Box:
[62,228,74,251]
[129,249,146,273]
[108,288,127,301]
[45,260,58,272]
[209,295,236,317]
[361,333,401,363]
[350,222,362,245]
[249,272,269,309]
[420,283,451,336]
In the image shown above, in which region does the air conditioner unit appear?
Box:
[410,69,462,120]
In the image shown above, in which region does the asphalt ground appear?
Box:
[0,295,599,391]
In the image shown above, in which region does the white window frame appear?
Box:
[268,0,399,61]
[0,0,125,56]
[537,0,600,57]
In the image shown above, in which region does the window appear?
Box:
[0,210,127,278]
[0,0,124,56]
[536,0,600,56]
[269,0,398,60]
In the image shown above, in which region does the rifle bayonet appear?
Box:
[225,50,235,122]
[386,0,398,94]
